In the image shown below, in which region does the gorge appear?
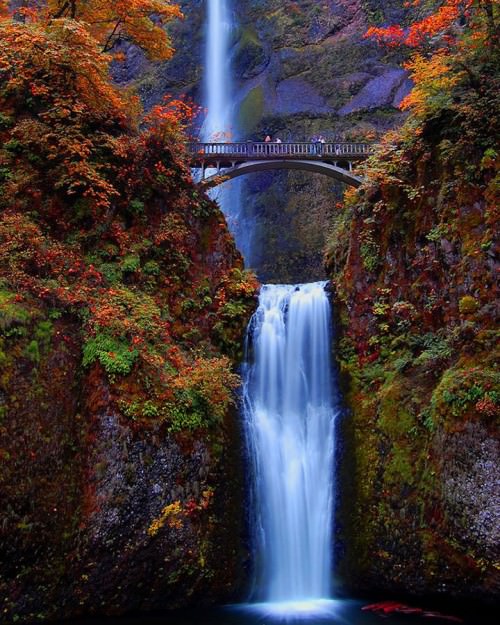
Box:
[0,1,498,625]
[202,5,340,615]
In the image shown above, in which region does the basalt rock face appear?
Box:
[0,315,249,624]
[327,60,499,601]
[231,0,413,282]
[132,0,413,281]
[0,25,258,621]
[0,207,255,625]
[0,213,256,624]
[113,0,206,109]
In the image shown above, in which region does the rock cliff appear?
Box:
[0,19,257,623]
[130,0,415,282]
[327,39,499,601]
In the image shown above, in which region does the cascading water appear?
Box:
[203,0,233,142]
[243,282,338,616]
[204,4,338,618]
[203,0,252,263]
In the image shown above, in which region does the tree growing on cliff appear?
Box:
[366,1,498,49]
[366,0,499,119]
[2,0,183,60]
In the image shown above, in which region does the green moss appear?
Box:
[378,380,416,438]
[143,260,160,276]
[24,340,40,363]
[325,205,352,277]
[99,262,123,284]
[0,290,32,331]
[119,399,160,420]
[82,333,139,378]
[167,390,211,433]
[360,241,380,272]
[426,223,450,242]
[0,112,13,129]
[384,443,414,486]
[234,26,266,79]
[121,255,141,273]
[411,331,453,365]
[35,320,53,349]
[431,366,499,421]
[238,86,264,135]
[129,199,145,215]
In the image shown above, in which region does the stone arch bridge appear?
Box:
[187,141,374,188]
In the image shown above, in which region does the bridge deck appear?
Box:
[188,141,373,164]
[187,142,373,188]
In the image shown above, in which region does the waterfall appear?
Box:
[203,0,251,264]
[204,0,233,142]
[243,282,338,615]
[203,7,339,617]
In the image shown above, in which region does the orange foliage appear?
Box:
[365,0,474,48]
[5,0,182,61]
[0,20,129,119]
[364,25,405,48]
[171,356,240,418]
[399,52,464,113]
[0,20,132,216]
[0,0,257,457]
[365,1,498,117]
[53,0,182,60]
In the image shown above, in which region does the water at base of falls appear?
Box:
[56,599,499,625]
[243,282,338,613]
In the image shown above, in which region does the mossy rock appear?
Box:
[459,295,480,315]
[378,378,416,438]
[383,443,415,487]
[233,26,268,79]
[238,85,265,135]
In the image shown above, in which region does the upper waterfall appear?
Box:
[203,0,233,142]
[202,0,252,264]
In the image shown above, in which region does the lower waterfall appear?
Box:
[243,282,338,615]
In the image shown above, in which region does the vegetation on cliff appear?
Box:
[0,4,256,623]
[327,0,499,599]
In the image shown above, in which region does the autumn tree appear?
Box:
[3,0,182,61]
[366,1,499,118]
[366,1,498,50]
[1,33,205,235]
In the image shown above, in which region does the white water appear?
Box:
[203,0,233,142]
[204,8,338,614]
[243,283,337,613]
[203,0,252,263]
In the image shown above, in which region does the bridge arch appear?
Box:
[200,159,363,189]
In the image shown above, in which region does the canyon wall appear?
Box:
[0,19,257,622]
[132,0,413,282]
[327,52,499,600]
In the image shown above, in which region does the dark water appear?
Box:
[63,599,498,625]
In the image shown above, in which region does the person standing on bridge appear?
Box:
[265,135,271,143]
[313,136,324,156]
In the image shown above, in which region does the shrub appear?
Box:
[459,295,479,314]
[82,333,139,378]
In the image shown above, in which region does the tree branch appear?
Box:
[101,19,123,53]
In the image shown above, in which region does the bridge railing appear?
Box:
[187,142,373,159]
